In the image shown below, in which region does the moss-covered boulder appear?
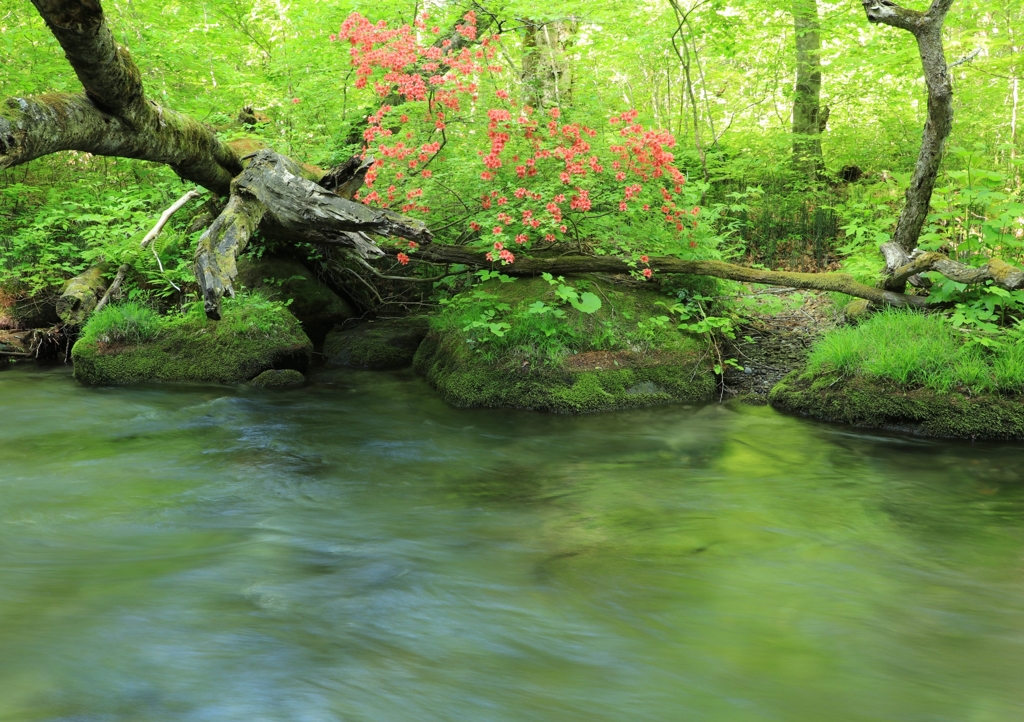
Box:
[769,371,1024,439]
[250,368,306,388]
[324,316,430,370]
[768,310,1024,438]
[235,255,353,345]
[413,276,716,413]
[72,296,312,385]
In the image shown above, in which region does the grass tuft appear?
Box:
[804,309,1024,395]
[80,302,163,346]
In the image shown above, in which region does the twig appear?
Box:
[352,254,453,283]
[949,48,981,70]
[95,190,201,312]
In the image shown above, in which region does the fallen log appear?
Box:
[381,245,934,308]
[57,264,109,325]
[883,244,1024,292]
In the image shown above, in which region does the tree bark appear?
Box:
[0,1,243,194]
[195,150,431,319]
[862,0,956,252]
[57,264,109,325]
[522,20,575,109]
[792,0,823,179]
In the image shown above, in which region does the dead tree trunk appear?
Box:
[862,0,956,255]
[792,0,824,179]
[195,150,429,319]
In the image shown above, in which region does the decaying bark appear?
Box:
[885,248,1024,292]
[862,0,956,253]
[793,0,824,179]
[57,264,109,325]
[2,2,431,322]
[194,150,430,319]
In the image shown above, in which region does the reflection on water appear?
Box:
[2,364,1024,721]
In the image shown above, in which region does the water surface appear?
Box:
[2,364,1023,721]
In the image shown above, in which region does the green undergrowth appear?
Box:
[802,309,1024,395]
[73,292,311,385]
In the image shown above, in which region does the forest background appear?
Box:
[0,0,1022,342]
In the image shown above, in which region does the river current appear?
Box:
[1,364,1023,720]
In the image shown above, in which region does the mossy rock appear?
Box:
[235,255,353,345]
[250,368,306,388]
[72,304,312,386]
[769,369,1024,439]
[413,277,716,413]
[324,316,430,370]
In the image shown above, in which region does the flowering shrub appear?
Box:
[331,11,718,277]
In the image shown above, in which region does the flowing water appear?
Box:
[2,364,1024,721]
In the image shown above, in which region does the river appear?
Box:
[1,364,1023,720]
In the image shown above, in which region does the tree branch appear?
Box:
[1,1,242,193]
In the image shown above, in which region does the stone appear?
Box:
[324,316,430,370]
[250,368,306,387]
[72,301,312,385]
[413,277,716,413]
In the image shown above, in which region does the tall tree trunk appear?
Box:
[792,0,823,179]
[862,0,956,255]
[522,20,574,109]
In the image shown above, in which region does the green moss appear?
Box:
[72,294,311,385]
[415,278,716,412]
[324,316,430,370]
[769,371,1024,439]
[80,301,162,345]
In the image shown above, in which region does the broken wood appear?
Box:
[194,150,430,319]
[57,264,109,325]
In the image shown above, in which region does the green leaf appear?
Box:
[569,292,602,314]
